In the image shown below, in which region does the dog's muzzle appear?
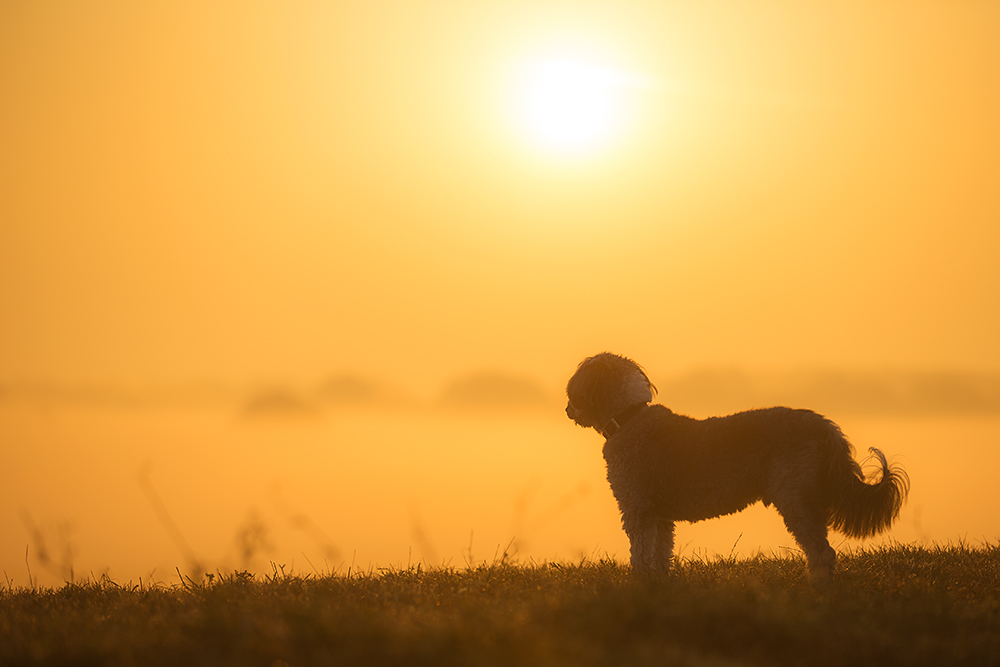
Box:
[566,400,590,425]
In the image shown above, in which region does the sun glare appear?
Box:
[515,58,646,156]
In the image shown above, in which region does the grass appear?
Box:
[2,543,999,667]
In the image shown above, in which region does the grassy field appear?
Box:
[2,544,999,667]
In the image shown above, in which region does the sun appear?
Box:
[514,58,644,156]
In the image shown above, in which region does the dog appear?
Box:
[565,352,909,580]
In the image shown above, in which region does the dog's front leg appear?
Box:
[653,518,675,573]
[622,512,657,572]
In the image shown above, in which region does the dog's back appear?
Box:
[602,405,886,525]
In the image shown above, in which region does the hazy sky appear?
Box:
[2,0,998,393]
[3,2,1000,584]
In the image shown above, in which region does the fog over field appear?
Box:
[4,368,1000,587]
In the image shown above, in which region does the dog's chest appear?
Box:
[602,438,668,501]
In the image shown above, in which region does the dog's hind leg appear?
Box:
[622,512,657,572]
[653,518,675,573]
[769,447,838,581]
[779,509,837,582]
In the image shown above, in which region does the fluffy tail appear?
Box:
[829,447,910,539]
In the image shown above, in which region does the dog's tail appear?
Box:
[828,447,909,539]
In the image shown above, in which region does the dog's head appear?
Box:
[565,352,656,431]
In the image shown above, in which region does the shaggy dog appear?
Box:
[565,352,909,580]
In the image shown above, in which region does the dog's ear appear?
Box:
[622,365,655,405]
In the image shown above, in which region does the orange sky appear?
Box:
[2,0,999,394]
[3,1,1000,585]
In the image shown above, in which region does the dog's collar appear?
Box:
[601,403,647,440]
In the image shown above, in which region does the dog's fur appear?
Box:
[565,352,909,580]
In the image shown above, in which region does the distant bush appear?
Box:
[242,388,318,417]
[439,372,553,411]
